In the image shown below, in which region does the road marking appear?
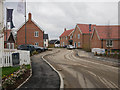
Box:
[71,51,118,70]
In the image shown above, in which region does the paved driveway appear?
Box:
[18,52,60,89]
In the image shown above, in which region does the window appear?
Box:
[70,36,72,39]
[35,42,39,46]
[61,37,62,40]
[66,36,67,40]
[75,34,76,38]
[106,40,113,47]
[78,34,80,39]
[34,31,39,37]
[7,43,10,49]
[44,39,46,42]
[63,42,65,46]
[78,42,80,47]
[11,43,14,49]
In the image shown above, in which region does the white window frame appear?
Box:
[106,40,113,47]
[78,42,80,47]
[78,34,80,39]
[63,42,65,46]
[66,36,67,40]
[11,43,14,49]
[35,42,39,46]
[7,43,10,49]
[34,31,39,37]
[70,36,72,39]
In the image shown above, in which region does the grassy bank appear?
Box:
[2,65,31,78]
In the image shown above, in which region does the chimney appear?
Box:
[64,28,66,32]
[28,13,32,21]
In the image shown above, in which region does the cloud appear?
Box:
[4,1,118,40]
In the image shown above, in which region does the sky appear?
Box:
[4,0,119,40]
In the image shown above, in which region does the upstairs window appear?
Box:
[106,40,113,47]
[34,31,39,37]
[66,36,67,40]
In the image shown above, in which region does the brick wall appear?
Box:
[91,30,120,50]
[72,27,82,48]
[83,34,91,50]
[60,36,69,46]
[17,13,44,47]
[91,30,101,49]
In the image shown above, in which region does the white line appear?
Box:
[72,50,118,70]
[42,55,64,89]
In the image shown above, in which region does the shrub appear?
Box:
[32,50,38,55]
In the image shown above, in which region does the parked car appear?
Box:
[44,47,48,51]
[67,45,75,49]
[63,45,67,48]
[17,44,35,54]
[55,44,60,48]
[33,45,42,53]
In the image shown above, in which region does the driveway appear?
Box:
[18,51,60,89]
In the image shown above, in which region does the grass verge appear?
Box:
[2,65,31,78]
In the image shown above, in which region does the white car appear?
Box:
[67,45,75,49]
[55,44,60,47]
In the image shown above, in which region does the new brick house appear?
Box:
[17,13,44,47]
[72,24,96,50]
[91,25,120,51]
[59,28,74,47]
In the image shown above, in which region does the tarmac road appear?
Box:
[44,48,119,89]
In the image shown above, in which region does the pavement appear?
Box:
[18,51,60,89]
[44,48,119,89]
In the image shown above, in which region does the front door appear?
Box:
[74,42,76,48]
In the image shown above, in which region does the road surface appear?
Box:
[44,48,119,89]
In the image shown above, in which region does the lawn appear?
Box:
[2,65,31,78]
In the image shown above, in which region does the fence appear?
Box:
[0,34,4,67]
[0,49,30,67]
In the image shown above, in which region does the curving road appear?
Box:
[44,48,119,89]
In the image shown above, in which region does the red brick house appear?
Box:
[59,28,74,47]
[91,25,120,51]
[72,24,96,50]
[4,30,15,49]
[17,13,44,47]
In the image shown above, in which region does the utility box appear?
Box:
[12,53,20,65]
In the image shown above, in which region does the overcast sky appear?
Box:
[4,0,119,40]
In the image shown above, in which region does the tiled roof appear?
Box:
[95,25,120,39]
[59,29,74,37]
[49,40,59,44]
[4,30,11,41]
[77,24,96,34]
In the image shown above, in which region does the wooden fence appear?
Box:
[0,49,30,67]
